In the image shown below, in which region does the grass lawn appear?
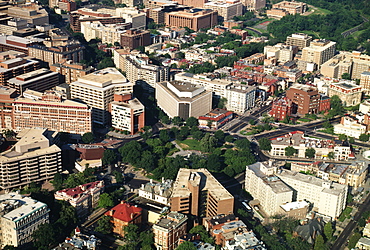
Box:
[299,118,311,122]
[311,6,332,15]
[338,207,353,222]
[176,139,202,151]
[318,128,335,135]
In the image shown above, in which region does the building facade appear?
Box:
[165,9,218,31]
[301,39,336,66]
[328,81,362,107]
[50,60,94,84]
[204,0,242,22]
[286,84,320,115]
[269,97,293,121]
[120,29,151,50]
[225,84,256,114]
[286,33,312,50]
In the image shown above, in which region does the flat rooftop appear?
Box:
[271,131,336,149]
[280,201,309,212]
[79,67,127,84]
[155,211,186,229]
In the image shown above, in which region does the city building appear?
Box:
[268,97,293,121]
[270,131,352,161]
[165,9,218,31]
[320,53,353,79]
[0,86,17,130]
[286,33,312,50]
[360,71,370,95]
[4,4,49,26]
[170,168,234,218]
[153,212,188,250]
[267,1,307,18]
[0,193,49,248]
[319,94,331,113]
[55,228,100,250]
[155,81,212,120]
[0,128,62,190]
[279,201,310,219]
[242,0,266,11]
[223,230,267,250]
[109,92,145,135]
[286,84,320,115]
[50,60,94,84]
[245,161,293,217]
[264,43,297,63]
[225,84,256,114]
[301,39,336,66]
[0,35,38,54]
[347,51,370,80]
[116,7,146,30]
[54,180,104,218]
[334,115,367,139]
[104,201,142,237]
[198,108,234,129]
[13,89,92,135]
[204,0,242,22]
[81,21,132,45]
[120,29,151,50]
[71,68,134,125]
[138,178,173,206]
[328,81,362,106]
[276,169,348,219]
[7,68,60,94]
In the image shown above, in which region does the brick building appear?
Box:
[50,60,94,84]
[286,84,320,115]
[120,29,151,50]
[269,97,292,121]
[165,9,218,31]
[319,94,330,113]
[0,86,17,130]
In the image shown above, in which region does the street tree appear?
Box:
[102,149,117,165]
[98,193,114,208]
[177,241,197,250]
[119,141,142,165]
[258,138,272,151]
[225,135,234,143]
[186,117,198,127]
[359,133,370,142]
[314,235,326,250]
[51,172,63,191]
[235,138,251,150]
[324,221,334,241]
[207,154,222,172]
[32,223,57,250]
[285,146,297,157]
[96,216,113,235]
[123,224,139,249]
[338,134,347,141]
[82,132,94,144]
[305,148,316,158]
[159,130,170,143]
[327,152,335,159]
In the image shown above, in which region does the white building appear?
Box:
[81,21,129,44]
[138,179,173,205]
[0,193,49,248]
[116,7,146,29]
[245,161,293,216]
[276,169,348,219]
[264,43,295,63]
[204,0,243,22]
[334,115,367,139]
[224,230,267,250]
[225,84,256,114]
[71,68,134,125]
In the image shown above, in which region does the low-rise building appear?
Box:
[104,201,142,237]
[242,0,266,11]
[0,193,49,248]
[153,212,188,250]
[223,230,267,250]
[279,201,310,219]
[198,108,234,129]
[269,97,293,121]
[50,60,94,84]
[55,181,104,218]
[138,179,173,206]
[328,81,362,106]
[334,115,367,139]
[267,1,307,18]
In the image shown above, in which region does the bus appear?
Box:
[241,201,252,212]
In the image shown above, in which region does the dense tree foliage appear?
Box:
[82,132,94,144]
[305,148,316,158]
[102,149,117,165]
[285,146,298,157]
[258,138,272,151]
[96,216,113,235]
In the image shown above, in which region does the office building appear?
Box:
[13,89,92,135]
[242,0,266,11]
[116,7,146,29]
[109,93,145,135]
[170,168,234,218]
[0,193,49,248]
[286,33,312,50]
[7,68,60,94]
[71,68,134,125]
[104,201,142,237]
[0,128,62,190]
[267,1,307,18]
[270,131,352,161]
[153,212,187,250]
[81,21,132,45]
[360,71,370,95]
[334,115,367,139]
[0,86,17,130]
[276,169,348,219]
[245,161,293,216]
[120,28,151,50]
[225,84,256,114]
[55,180,104,218]
[286,84,320,115]
[328,81,362,106]
[0,35,37,54]
[165,9,218,31]
[156,81,212,120]
[50,60,94,84]
[204,0,242,22]
[301,39,336,66]
[5,4,49,26]
[269,97,293,121]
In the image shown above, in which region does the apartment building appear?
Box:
[138,178,173,206]
[245,161,293,216]
[120,29,151,50]
[13,89,92,135]
[360,71,370,95]
[153,212,187,250]
[116,7,146,29]
[334,115,367,139]
[276,169,348,219]
[0,86,17,130]
[225,84,256,114]
[328,81,362,106]
[165,9,218,31]
[4,4,49,26]
[270,131,352,161]
[55,180,104,218]
[49,0,76,11]
[267,1,307,18]
[0,55,40,85]
[0,128,62,190]
[28,41,84,67]
[156,81,212,120]
[301,39,336,66]
[71,68,134,125]
[320,53,352,79]
[170,168,234,218]
[109,93,145,135]
[0,193,49,248]
[286,33,312,50]
[264,43,297,63]
[124,55,169,88]
[81,21,131,44]
[268,97,293,121]
[242,0,266,11]
[286,84,320,115]
[104,201,142,237]
[204,0,242,22]
[224,230,267,250]
[50,60,94,84]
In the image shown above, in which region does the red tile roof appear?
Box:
[105,202,142,222]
